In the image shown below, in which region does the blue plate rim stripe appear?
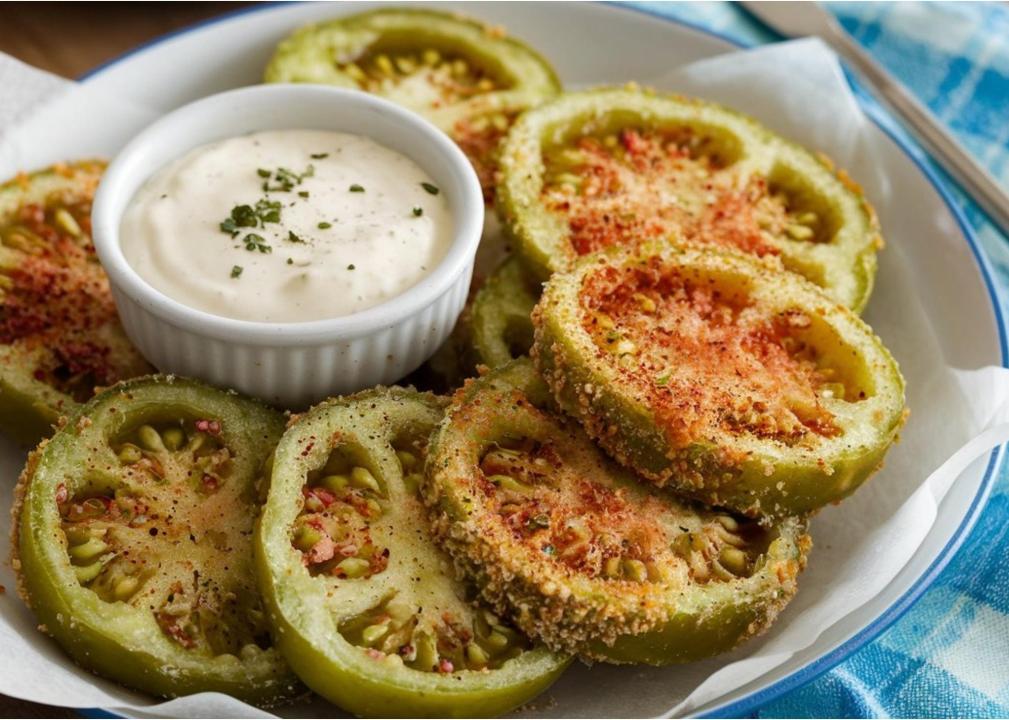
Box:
[71,2,1008,718]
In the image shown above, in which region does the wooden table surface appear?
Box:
[0,2,252,79]
[0,3,252,716]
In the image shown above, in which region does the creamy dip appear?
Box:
[121,129,453,323]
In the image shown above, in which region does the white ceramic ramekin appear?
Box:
[92,85,484,408]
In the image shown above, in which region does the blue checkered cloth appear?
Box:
[631,2,1009,717]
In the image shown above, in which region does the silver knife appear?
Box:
[742,1,1009,239]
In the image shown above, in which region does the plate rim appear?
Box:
[71,2,1008,717]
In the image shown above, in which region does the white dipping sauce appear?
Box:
[121,129,453,323]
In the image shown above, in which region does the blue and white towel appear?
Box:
[631,2,1009,716]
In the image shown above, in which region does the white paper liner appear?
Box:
[0,38,1007,718]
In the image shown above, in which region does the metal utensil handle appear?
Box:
[827,27,1009,238]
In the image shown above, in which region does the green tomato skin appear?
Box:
[18,513,298,704]
[256,544,568,718]
[470,256,540,369]
[421,256,540,390]
[264,8,561,131]
[592,595,772,665]
[496,87,881,312]
[433,489,806,667]
[255,387,570,718]
[419,319,477,392]
[587,524,807,665]
[13,376,299,705]
[425,360,811,665]
[533,244,906,520]
[0,162,151,444]
[535,323,899,518]
[0,374,64,445]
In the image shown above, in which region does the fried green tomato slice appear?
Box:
[265,8,561,200]
[0,161,152,444]
[424,359,810,663]
[414,256,539,390]
[497,87,882,311]
[416,315,477,393]
[533,243,906,518]
[255,387,569,718]
[470,256,540,370]
[11,376,298,704]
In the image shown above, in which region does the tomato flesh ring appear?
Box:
[497,87,882,311]
[265,8,561,201]
[420,255,540,390]
[471,256,540,370]
[532,242,907,519]
[0,161,151,443]
[424,359,812,663]
[255,387,570,718]
[12,375,298,704]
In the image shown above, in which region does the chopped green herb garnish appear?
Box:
[230,265,243,279]
[286,258,293,265]
[254,198,282,224]
[243,233,272,253]
[298,191,310,199]
[261,164,315,192]
[278,168,300,184]
[220,199,281,236]
[310,152,329,159]
[349,184,365,193]
[220,204,257,235]
[421,182,440,195]
[412,207,423,217]
[288,230,306,244]
[318,222,332,229]
[347,264,356,270]
[256,168,271,178]
[655,373,670,386]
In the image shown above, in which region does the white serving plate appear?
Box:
[0,3,1004,718]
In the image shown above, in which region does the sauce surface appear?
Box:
[121,130,453,323]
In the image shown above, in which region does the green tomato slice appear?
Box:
[0,161,152,443]
[416,317,477,393]
[417,255,540,391]
[265,8,561,198]
[533,242,906,518]
[470,256,540,370]
[425,359,811,663]
[497,87,882,311]
[255,387,569,718]
[12,376,298,704]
